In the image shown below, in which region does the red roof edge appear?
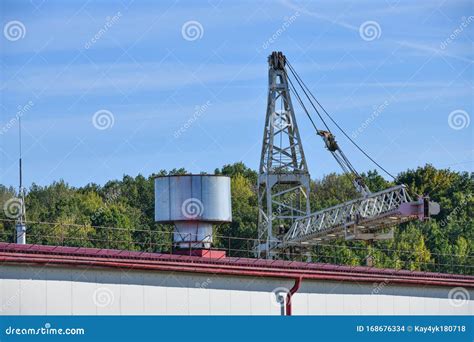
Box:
[0,242,472,288]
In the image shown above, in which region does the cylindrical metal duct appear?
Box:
[154,175,232,249]
[16,223,26,245]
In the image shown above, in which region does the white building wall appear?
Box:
[0,265,472,315]
[291,281,473,315]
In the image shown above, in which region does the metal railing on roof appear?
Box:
[0,218,472,275]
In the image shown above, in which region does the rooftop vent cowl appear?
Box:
[154,175,232,249]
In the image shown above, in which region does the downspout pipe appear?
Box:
[285,277,302,316]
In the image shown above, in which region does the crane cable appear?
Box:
[285,68,319,132]
[285,64,364,179]
[285,60,396,181]
[284,67,363,186]
[284,64,364,178]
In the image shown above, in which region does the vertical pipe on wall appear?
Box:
[285,277,302,316]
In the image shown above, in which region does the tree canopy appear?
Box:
[0,163,472,274]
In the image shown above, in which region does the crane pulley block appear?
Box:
[317,130,339,152]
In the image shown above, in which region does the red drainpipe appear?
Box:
[285,277,302,316]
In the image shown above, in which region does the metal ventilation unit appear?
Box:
[154,175,232,249]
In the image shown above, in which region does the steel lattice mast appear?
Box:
[257,52,311,258]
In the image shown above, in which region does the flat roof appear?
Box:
[0,242,472,288]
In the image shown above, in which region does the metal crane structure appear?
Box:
[256,51,440,258]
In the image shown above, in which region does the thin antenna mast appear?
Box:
[16,116,26,244]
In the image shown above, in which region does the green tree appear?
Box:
[214,172,257,256]
[0,163,471,274]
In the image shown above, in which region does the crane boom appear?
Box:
[282,184,439,247]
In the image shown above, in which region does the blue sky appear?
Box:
[0,0,472,188]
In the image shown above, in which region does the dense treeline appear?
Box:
[0,164,472,274]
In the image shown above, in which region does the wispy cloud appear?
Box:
[280,0,473,64]
[397,41,473,63]
[3,58,398,97]
[280,0,359,31]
